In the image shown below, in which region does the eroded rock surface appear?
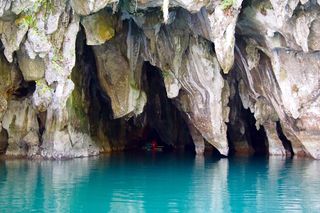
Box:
[0,0,319,158]
[2,98,39,157]
[237,0,320,158]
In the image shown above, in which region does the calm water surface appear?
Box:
[0,152,319,213]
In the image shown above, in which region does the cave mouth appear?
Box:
[226,68,269,156]
[0,128,8,155]
[12,81,36,99]
[132,61,194,153]
[76,32,195,154]
[243,109,268,155]
[276,121,294,156]
[137,126,174,152]
[79,36,270,157]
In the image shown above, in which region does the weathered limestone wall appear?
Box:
[0,0,319,159]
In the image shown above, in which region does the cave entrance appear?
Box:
[276,121,294,156]
[76,28,214,155]
[139,126,170,152]
[226,69,269,156]
[137,62,194,152]
[0,128,8,155]
[243,109,268,155]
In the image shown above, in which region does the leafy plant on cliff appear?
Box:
[161,70,171,78]
[35,80,53,95]
[15,0,55,28]
[221,0,234,10]
[15,14,36,28]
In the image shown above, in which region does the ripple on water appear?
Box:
[0,154,319,213]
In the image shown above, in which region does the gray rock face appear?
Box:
[0,52,22,129]
[81,10,115,45]
[236,0,320,158]
[70,0,117,15]
[0,0,319,159]
[173,37,230,155]
[2,99,39,157]
[123,10,231,155]
[17,47,45,81]
[93,25,147,118]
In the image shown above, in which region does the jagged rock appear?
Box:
[40,87,100,158]
[237,0,319,52]
[70,0,117,15]
[2,98,40,157]
[207,0,243,73]
[264,121,286,156]
[0,0,319,159]
[17,46,45,81]
[236,44,294,157]
[81,9,115,45]
[40,33,101,159]
[32,79,53,112]
[173,37,230,156]
[236,0,320,158]
[309,18,320,51]
[41,124,99,159]
[44,13,80,85]
[115,9,232,155]
[188,122,205,155]
[0,52,22,124]
[271,49,320,158]
[123,9,232,155]
[0,1,13,17]
[93,25,146,118]
[0,20,28,62]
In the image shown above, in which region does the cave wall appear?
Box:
[0,0,319,159]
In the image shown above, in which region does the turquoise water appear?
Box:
[0,153,319,213]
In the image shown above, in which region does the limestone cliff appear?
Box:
[0,0,319,159]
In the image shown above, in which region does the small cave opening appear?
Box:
[243,109,268,155]
[36,111,47,146]
[227,106,269,156]
[137,62,194,153]
[276,121,294,156]
[136,125,172,152]
[226,70,268,156]
[12,80,36,99]
[0,128,8,155]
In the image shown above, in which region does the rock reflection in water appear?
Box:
[0,154,319,212]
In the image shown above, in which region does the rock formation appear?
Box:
[0,0,319,159]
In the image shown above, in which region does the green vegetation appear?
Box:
[130,80,140,92]
[15,14,36,28]
[221,0,234,10]
[15,0,55,28]
[35,80,53,95]
[67,67,89,131]
[51,47,64,74]
[161,70,171,78]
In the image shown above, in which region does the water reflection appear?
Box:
[0,158,93,212]
[0,154,319,212]
[190,156,230,212]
